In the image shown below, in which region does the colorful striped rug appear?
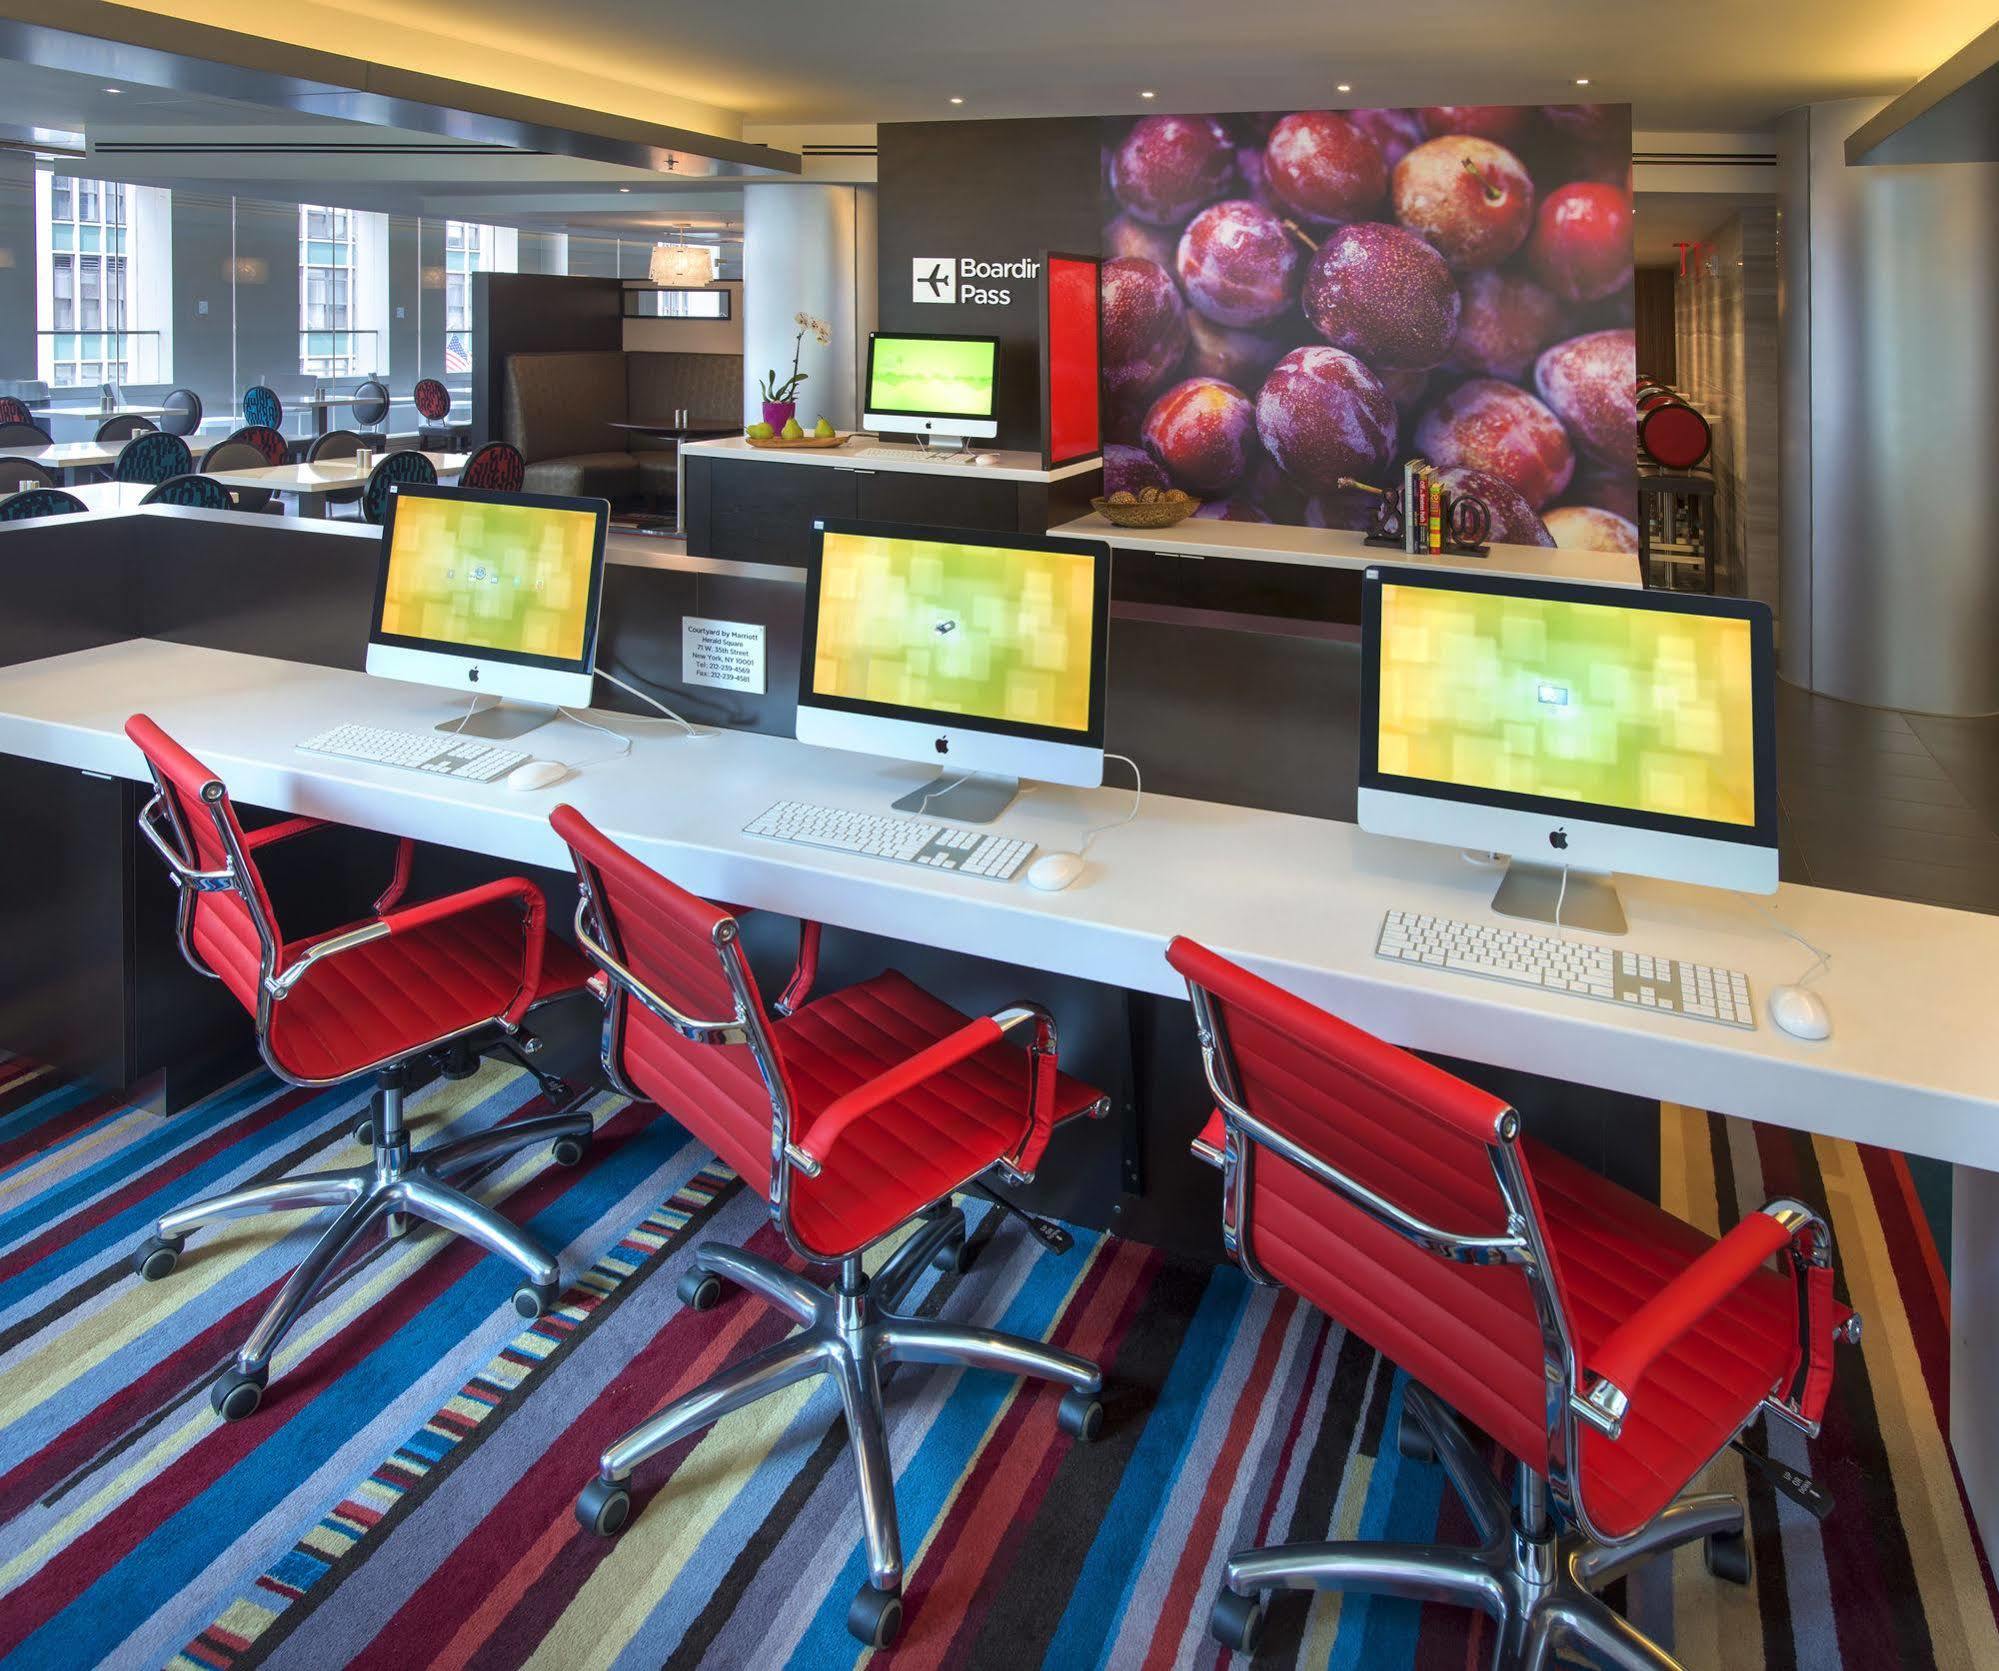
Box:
[0,1051,1992,1670]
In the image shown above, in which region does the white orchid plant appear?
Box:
[760,311,832,404]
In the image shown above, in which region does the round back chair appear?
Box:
[413,379,452,422]
[461,441,525,493]
[0,458,58,494]
[114,430,194,485]
[0,397,36,427]
[352,379,391,429]
[96,414,158,442]
[0,488,88,522]
[160,388,203,437]
[141,472,234,511]
[200,438,282,511]
[241,385,283,431]
[0,421,52,448]
[362,449,438,524]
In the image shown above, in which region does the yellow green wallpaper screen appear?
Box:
[868,337,997,416]
[380,496,597,661]
[813,532,1096,732]
[1376,585,1757,826]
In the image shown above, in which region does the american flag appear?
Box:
[444,334,470,373]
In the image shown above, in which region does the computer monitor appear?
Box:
[796,518,1110,822]
[1358,567,1778,933]
[862,332,1000,448]
[367,482,609,741]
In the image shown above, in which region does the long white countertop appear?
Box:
[1049,511,1643,588]
[681,435,1100,485]
[2,639,1995,1170]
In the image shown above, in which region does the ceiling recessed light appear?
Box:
[1336,83,1352,94]
[1139,90,1156,100]
[103,87,120,95]
[950,96,964,105]
[1575,77,1591,86]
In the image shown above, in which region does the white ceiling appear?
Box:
[128,0,1994,133]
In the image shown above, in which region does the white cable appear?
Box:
[916,774,972,816]
[1077,753,1143,854]
[1553,864,1570,938]
[594,668,714,738]
[1763,900,1834,989]
[554,706,634,767]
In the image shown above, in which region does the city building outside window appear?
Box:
[442,220,517,372]
[40,175,131,387]
[301,204,359,377]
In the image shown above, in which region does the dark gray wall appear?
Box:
[0,155,37,382]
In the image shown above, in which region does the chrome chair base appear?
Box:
[135,1062,594,1420]
[575,1206,1105,1649]
[1210,1382,1748,1670]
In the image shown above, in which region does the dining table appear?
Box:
[200,452,468,517]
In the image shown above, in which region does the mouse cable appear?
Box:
[1762,899,1833,989]
[595,668,714,738]
[1077,753,1143,854]
[1553,863,1570,939]
[554,706,635,767]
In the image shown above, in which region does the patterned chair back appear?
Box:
[461,441,525,493]
[0,397,36,426]
[141,473,234,511]
[0,488,88,522]
[114,430,194,485]
[363,450,439,524]
[413,379,452,421]
[242,386,283,430]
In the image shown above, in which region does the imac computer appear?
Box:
[368,482,610,741]
[861,332,1000,450]
[796,517,1110,821]
[1358,566,1778,933]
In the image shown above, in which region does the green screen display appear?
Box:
[1377,583,1759,826]
[867,335,997,417]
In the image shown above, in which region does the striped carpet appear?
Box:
[0,1052,1993,1670]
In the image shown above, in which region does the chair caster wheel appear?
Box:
[575,1477,631,1538]
[209,1365,267,1421]
[513,1280,560,1320]
[1704,1528,1751,1585]
[134,1235,184,1281]
[1397,1407,1436,1463]
[1208,1587,1264,1655]
[1057,1388,1104,1441]
[846,1581,904,1648]
[551,1133,589,1167]
[353,1117,374,1147]
[932,1232,975,1274]
[677,1268,729,1311]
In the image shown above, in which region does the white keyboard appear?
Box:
[297,724,529,783]
[1376,909,1755,1029]
[744,801,1035,881]
[846,445,979,463]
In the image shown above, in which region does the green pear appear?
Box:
[781,417,804,439]
[746,422,774,439]
[814,417,836,437]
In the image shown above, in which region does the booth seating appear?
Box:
[502,349,741,504]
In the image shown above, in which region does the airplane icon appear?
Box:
[912,257,956,303]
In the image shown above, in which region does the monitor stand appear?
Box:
[1490,861,1628,936]
[891,772,1020,824]
[436,698,558,743]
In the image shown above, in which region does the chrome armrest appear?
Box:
[137,794,234,891]
[264,921,390,1000]
[571,898,750,1048]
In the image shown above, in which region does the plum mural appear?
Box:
[1101,105,1636,551]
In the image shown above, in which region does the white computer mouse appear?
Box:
[1768,985,1831,1041]
[1026,851,1085,891]
[972,452,1000,467]
[505,759,571,793]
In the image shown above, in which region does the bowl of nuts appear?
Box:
[1091,485,1202,528]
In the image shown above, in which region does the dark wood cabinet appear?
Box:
[686,457,857,567]
[855,469,1021,532]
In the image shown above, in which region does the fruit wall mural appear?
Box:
[1100,105,1637,553]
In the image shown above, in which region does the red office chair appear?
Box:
[551,806,1110,1647]
[1169,938,1859,1669]
[124,716,598,1419]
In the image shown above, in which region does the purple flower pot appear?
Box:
[762,400,796,431]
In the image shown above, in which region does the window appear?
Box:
[300,204,363,377]
[441,220,517,372]
[38,175,131,387]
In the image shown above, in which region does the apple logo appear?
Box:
[934,736,950,755]
[1548,828,1569,851]
[468,666,480,683]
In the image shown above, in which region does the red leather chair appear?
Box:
[1168,937,1859,1669]
[552,806,1110,1648]
[125,716,597,1418]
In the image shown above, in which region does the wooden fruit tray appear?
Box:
[744,433,848,449]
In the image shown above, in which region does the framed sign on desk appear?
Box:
[1040,251,1102,471]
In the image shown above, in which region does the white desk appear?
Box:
[1048,511,1644,589]
[681,435,1100,486]
[0,440,126,478]
[0,481,152,514]
[3,637,1999,1552]
[202,452,467,516]
[34,404,169,420]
